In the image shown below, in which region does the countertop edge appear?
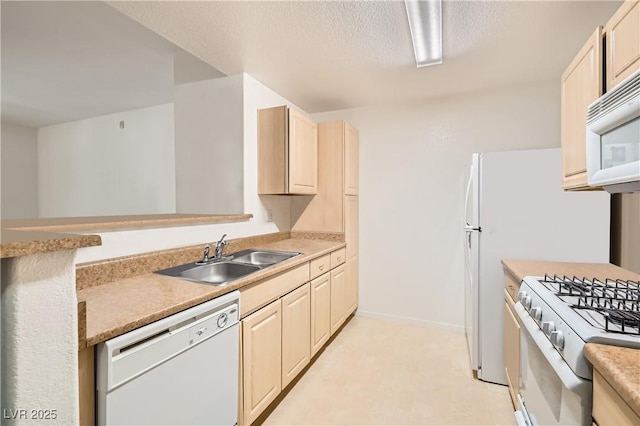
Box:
[1,229,102,259]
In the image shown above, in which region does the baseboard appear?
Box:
[355,309,465,333]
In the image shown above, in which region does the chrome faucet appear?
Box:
[213,234,228,260]
[198,244,212,264]
[197,234,228,264]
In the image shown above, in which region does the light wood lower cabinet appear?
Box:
[281,283,311,389]
[593,370,640,426]
[78,346,95,426]
[330,263,347,335]
[503,290,520,409]
[310,273,331,357]
[242,299,282,426]
[345,257,359,316]
[240,248,350,425]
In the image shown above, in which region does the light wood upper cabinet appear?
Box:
[281,283,311,389]
[258,106,318,195]
[561,26,603,190]
[504,292,520,409]
[310,273,331,357]
[605,0,640,91]
[291,120,360,232]
[242,299,282,425]
[344,122,359,195]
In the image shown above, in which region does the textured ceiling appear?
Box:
[1,1,623,127]
[108,0,622,113]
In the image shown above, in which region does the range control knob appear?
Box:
[517,290,527,302]
[550,330,565,351]
[542,321,556,337]
[522,295,532,311]
[530,307,542,323]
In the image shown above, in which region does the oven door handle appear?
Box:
[514,302,591,394]
[514,410,528,426]
[515,394,532,426]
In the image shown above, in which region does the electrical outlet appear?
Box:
[266,209,273,222]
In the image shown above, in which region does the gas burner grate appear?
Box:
[543,274,640,335]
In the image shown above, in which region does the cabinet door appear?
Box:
[288,108,318,194]
[330,264,347,335]
[560,27,603,190]
[504,296,520,409]
[345,257,359,316]
[291,121,343,232]
[242,299,282,425]
[281,283,311,389]
[345,195,359,260]
[310,273,331,357]
[257,106,288,195]
[344,122,359,195]
[605,0,640,90]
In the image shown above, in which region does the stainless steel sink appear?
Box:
[156,248,300,286]
[176,261,260,285]
[230,249,300,266]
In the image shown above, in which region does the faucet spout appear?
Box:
[214,234,228,259]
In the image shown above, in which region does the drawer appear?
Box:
[330,248,346,268]
[240,264,309,318]
[503,268,521,303]
[309,255,330,280]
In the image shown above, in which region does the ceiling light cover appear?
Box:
[405,0,442,67]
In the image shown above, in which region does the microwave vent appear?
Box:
[587,69,640,123]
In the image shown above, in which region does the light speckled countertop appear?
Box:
[0,214,251,259]
[77,238,344,347]
[502,259,640,417]
[0,228,101,258]
[501,259,640,283]
[585,343,640,416]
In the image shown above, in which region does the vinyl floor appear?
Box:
[262,315,517,425]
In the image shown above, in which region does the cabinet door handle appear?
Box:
[319,265,324,271]
[337,256,342,262]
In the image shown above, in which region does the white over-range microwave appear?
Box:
[586,68,640,193]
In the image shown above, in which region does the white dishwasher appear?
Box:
[97,291,240,426]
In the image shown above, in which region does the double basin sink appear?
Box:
[156,249,301,286]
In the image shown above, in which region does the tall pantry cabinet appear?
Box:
[292,120,359,330]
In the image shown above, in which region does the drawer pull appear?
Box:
[337,256,342,262]
[319,265,324,271]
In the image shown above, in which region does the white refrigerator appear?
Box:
[463,148,610,385]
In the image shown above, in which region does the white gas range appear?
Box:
[514,274,640,426]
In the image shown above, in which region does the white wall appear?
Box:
[37,104,176,217]
[1,122,39,219]
[174,75,244,214]
[76,74,295,264]
[312,81,560,329]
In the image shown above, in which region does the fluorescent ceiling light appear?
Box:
[405,0,442,67]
